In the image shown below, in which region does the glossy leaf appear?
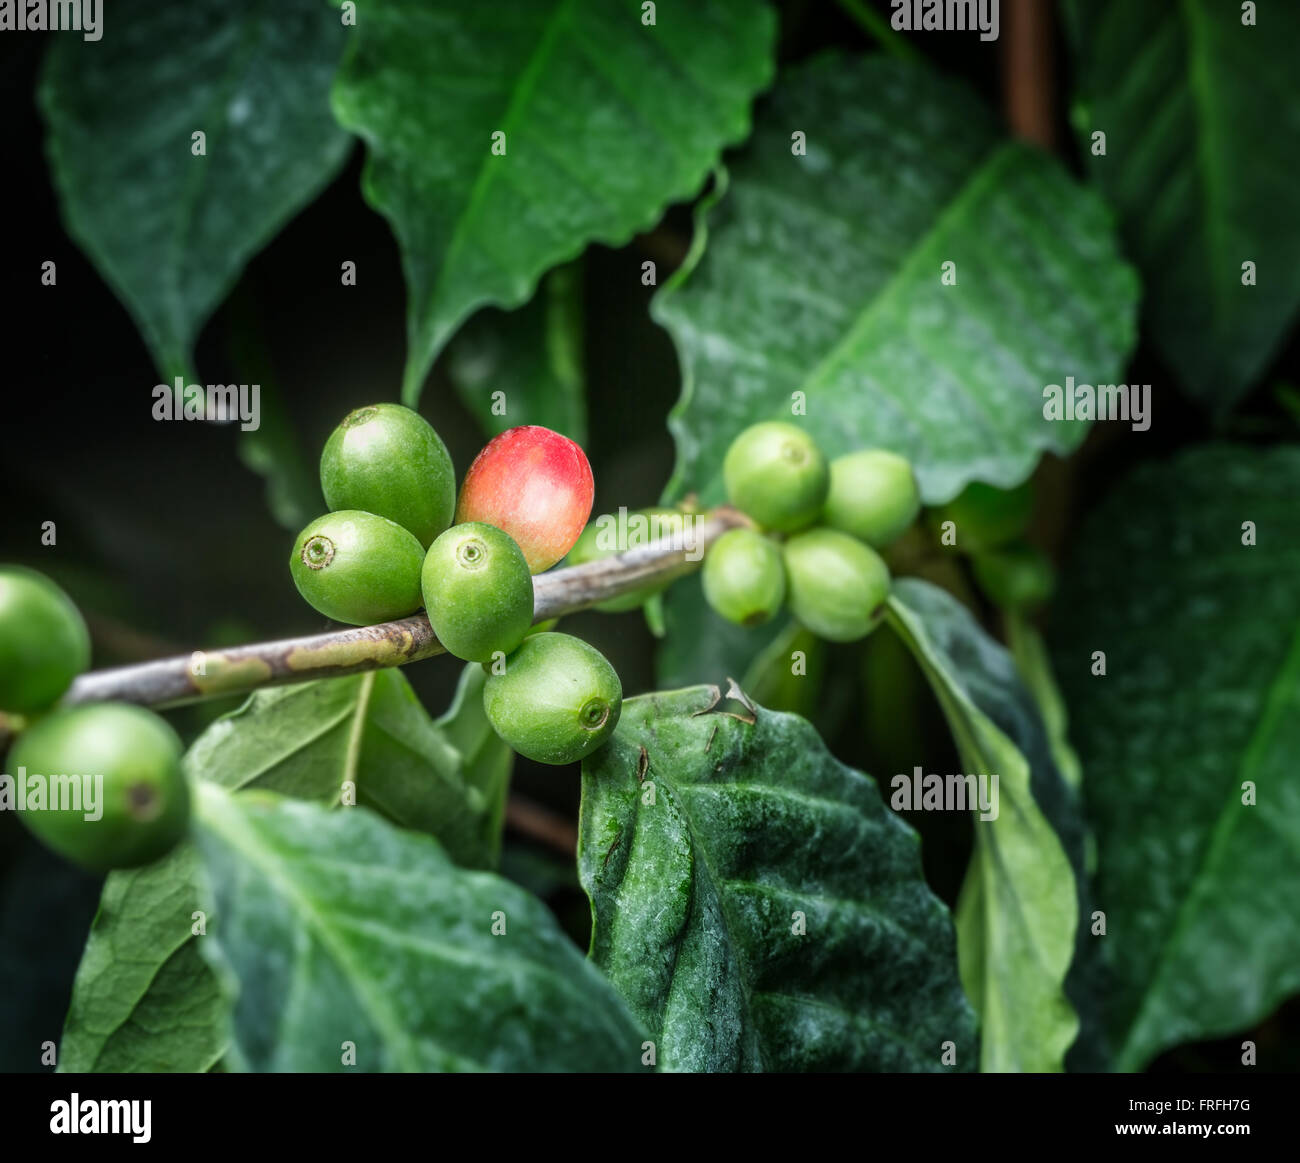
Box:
[1053,444,1300,1070]
[888,580,1086,1072]
[1065,0,1300,410]
[580,685,977,1072]
[196,784,645,1072]
[40,0,351,380]
[446,263,587,443]
[330,0,776,404]
[654,53,1138,506]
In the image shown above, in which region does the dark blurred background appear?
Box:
[2,0,1295,1073]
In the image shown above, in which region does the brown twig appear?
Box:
[1001,0,1058,150]
[55,508,746,712]
[504,795,580,854]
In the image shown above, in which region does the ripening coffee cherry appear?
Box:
[0,567,90,713]
[567,507,685,612]
[783,528,891,642]
[723,422,829,532]
[9,703,190,872]
[455,426,594,573]
[972,543,1056,611]
[702,529,786,627]
[289,511,424,626]
[823,449,921,549]
[320,403,456,548]
[482,633,621,765]
[423,523,534,663]
[929,480,1034,554]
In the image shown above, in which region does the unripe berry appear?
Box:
[422,523,534,663]
[823,449,921,549]
[0,567,90,713]
[702,528,785,627]
[290,511,424,626]
[567,507,686,612]
[455,426,594,572]
[321,404,456,548]
[972,543,1055,611]
[783,528,891,643]
[929,480,1034,554]
[482,633,621,765]
[10,703,190,872]
[723,422,828,532]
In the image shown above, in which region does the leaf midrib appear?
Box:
[1118,614,1300,1069]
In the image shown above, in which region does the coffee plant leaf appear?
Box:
[579,685,977,1072]
[446,262,587,444]
[1053,443,1300,1071]
[58,843,226,1073]
[888,579,1096,1072]
[654,52,1139,506]
[39,0,351,382]
[195,784,646,1072]
[329,0,775,405]
[1065,0,1300,412]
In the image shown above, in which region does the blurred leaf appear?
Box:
[1066,0,1300,411]
[330,0,776,404]
[40,0,351,380]
[446,263,587,443]
[654,53,1138,506]
[196,785,645,1071]
[59,843,225,1073]
[188,666,506,868]
[1005,612,1082,793]
[889,580,1093,1072]
[580,685,977,1071]
[1053,444,1300,1071]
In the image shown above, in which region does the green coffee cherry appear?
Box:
[929,480,1034,554]
[423,522,534,663]
[9,703,190,872]
[972,543,1056,611]
[321,404,456,548]
[783,528,891,643]
[723,422,829,532]
[702,529,785,627]
[567,507,686,612]
[0,567,90,713]
[823,450,921,549]
[290,511,424,626]
[482,633,621,765]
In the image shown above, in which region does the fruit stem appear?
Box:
[37,507,750,715]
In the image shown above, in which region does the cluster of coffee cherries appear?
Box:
[707,422,920,639]
[291,407,620,766]
[0,569,191,871]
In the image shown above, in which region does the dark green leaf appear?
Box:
[1053,444,1300,1070]
[446,263,587,443]
[1065,0,1300,410]
[60,665,511,1072]
[196,784,645,1072]
[580,685,977,1071]
[40,0,352,380]
[330,0,776,403]
[888,580,1093,1071]
[654,53,1138,505]
[58,843,225,1073]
